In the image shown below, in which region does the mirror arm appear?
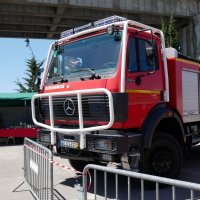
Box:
[36,77,41,92]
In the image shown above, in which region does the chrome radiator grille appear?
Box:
[40,94,110,122]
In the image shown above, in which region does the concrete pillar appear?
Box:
[193,15,200,59]
[181,20,194,57]
[181,15,200,59]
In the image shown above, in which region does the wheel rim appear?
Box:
[150,149,173,175]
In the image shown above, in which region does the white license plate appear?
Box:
[60,140,79,149]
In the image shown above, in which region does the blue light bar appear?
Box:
[60,15,127,39]
[93,15,127,27]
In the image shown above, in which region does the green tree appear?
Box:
[161,16,180,50]
[161,18,168,44]
[15,57,44,92]
[15,39,44,93]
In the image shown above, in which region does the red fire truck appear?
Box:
[32,16,200,178]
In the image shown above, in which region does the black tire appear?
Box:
[140,132,183,179]
[69,159,93,172]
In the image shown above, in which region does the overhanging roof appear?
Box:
[0,92,35,107]
[0,0,190,39]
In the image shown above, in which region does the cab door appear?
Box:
[125,32,165,128]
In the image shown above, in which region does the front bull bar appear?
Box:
[31,88,114,149]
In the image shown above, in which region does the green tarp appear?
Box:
[0,93,36,107]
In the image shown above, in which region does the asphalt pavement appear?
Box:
[0,142,200,200]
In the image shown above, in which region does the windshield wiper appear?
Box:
[48,73,63,78]
[69,68,94,74]
[70,68,101,80]
[47,73,68,84]
[80,73,101,81]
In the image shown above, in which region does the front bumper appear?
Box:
[38,129,142,163]
[86,130,141,154]
[57,130,141,155]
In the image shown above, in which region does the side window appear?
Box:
[128,37,158,72]
[138,39,155,72]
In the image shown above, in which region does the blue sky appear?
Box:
[0,38,55,93]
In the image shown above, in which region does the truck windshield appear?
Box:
[46,33,122,83]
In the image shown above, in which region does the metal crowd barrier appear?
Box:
[24,137,53,200]
[82,164,200,200]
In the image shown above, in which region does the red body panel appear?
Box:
[123,31,165,128]
[44,79,107,93]
[167,58,200,117]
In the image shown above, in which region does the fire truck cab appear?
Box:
[32,16,200,178]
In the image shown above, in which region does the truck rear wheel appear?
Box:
[140,132,183,178]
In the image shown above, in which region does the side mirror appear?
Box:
[146,46,155,66]
[52,42,64,57]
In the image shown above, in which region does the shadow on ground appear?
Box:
[59,145,200,200]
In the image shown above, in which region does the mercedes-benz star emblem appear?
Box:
[63,98,75,116]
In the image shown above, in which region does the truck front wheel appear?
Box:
[68,159,90,172]
[140,132,183,178]
[69,159,107,172]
